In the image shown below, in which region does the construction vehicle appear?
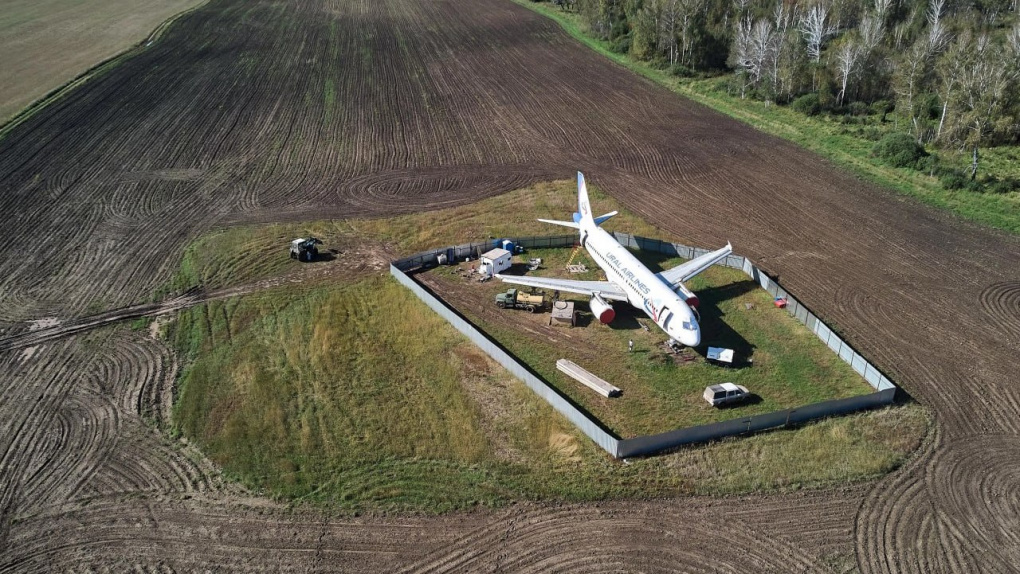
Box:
[289,237,322,262]
[495,289,545,312]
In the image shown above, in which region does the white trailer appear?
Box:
[478,248,512,277]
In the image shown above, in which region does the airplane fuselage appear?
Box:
[581,224,702,347]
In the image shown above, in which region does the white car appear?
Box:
[703,383,750,407]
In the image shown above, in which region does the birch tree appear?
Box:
[940,31,1020,176]
[675,0,706,69]
[799,3,836,63]
[769,2,798,99]
[892,0,951,139]
[731,17,778,97]
[835,38,864,105]
[858,13,884,54]
[872,0,892,24]
[660,0,682,66]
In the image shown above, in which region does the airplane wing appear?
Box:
[494,275,629,301]
[656,242,733,287]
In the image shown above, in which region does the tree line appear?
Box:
[539,0,1019,185]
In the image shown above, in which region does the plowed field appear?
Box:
[1,0,1018,571]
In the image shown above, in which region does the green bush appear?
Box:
[871,100,893,122]
[792,93,821,116]
[671,64,694,78]
[610,34,631,54]
[916,154,940,175]
[940,169,968,190]
[987,177,1020,194]
[848,101,870,116]
[872,132,927,168]
[860,126,883,141]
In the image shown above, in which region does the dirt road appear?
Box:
[1,0,1018,571]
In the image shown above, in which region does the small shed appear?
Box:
[478,248,512,277]
[549,300,575,327]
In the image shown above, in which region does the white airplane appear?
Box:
[496,172,732,347]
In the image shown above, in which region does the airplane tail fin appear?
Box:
[537,172,607,230]
[575,172,594,225]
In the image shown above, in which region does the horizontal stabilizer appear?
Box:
[593,211,618,226]
[537,218,580,229]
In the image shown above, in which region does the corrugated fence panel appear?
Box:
[795,302,809,323]
[616,393,899,458]
[864,363,882,387]
[827,333,844,354]
[851,353,868,376]
[617,417,754,458]
[878,376,895,391]
[789,392,894,424]
[390,265,619,457]
[724,254,745,269]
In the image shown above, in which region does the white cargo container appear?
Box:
[478,248,512,277]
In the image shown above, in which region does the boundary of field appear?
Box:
[391,234,897,458]
[0,0,209,137]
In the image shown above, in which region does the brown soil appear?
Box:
[1,0,1019,571]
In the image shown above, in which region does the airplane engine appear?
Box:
[675,283,700,308]
[589,294,616,324]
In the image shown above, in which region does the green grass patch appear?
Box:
[168,179,927,512]
[513,1,1020,234]
[170,271,926,511]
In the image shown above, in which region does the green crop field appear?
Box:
[0,0,204,124]
[166,180,927,513]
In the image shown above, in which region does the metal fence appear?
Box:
[391,234,898,458]
[392,235,578,272]
[616,385,895,457]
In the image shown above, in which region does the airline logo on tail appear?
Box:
[577,172,591,221]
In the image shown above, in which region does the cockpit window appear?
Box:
[682,321,696,331]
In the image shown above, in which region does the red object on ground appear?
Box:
[774,298,788,308]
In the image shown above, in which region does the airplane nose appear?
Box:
[671,328,699,348]
[684,331,700,347]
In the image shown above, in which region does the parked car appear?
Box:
[703,383,750,407]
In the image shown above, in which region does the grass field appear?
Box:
[0,0,204,124]
[514,1,1020,235]
[427,247,873,437]
[167,180,927,512]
